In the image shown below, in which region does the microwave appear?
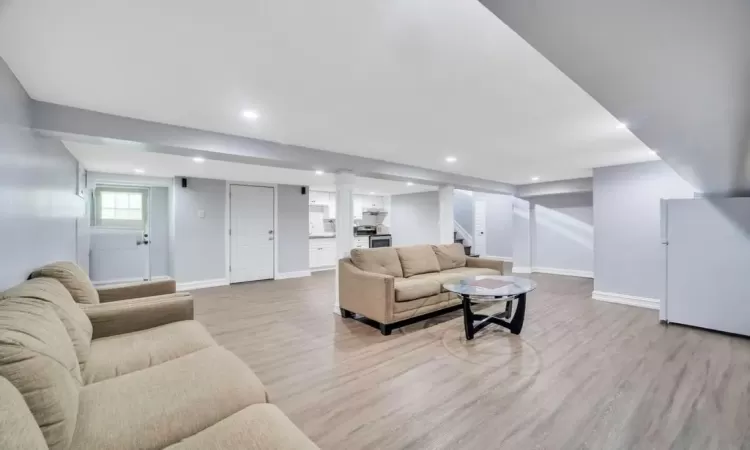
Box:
[369,235,392,248]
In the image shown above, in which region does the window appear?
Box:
[92,187,148,229]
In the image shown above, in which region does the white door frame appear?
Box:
[225,181,279,283]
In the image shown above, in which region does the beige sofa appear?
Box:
[0,270,318,449]
[339,243,504,335]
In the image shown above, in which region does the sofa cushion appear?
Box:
[2,277,93,371]
[84,320,216,384]
[0,297,81,450]
[0,377,48,450]
[432,243,468,270]
[72,346,268,450]
[396,245,441,278]
[394,278,441,302]
[165,404,319,450]
[350,247,403,278]
[29,261,100,304]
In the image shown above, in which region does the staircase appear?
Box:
[454,231,472,256]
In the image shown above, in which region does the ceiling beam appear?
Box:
[31,101,516,195]
[516,177,592,198]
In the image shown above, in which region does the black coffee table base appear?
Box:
[461,293,526,340]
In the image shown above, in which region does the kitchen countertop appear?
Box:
[309,234,336,239]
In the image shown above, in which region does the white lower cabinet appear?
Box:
[309,238,337,269]
[353,236,369,249]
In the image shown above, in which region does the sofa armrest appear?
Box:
[466,257,505,274]
[96,279,177,303]
[338,259,394,323]
[81,293,194,339]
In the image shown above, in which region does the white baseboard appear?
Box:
[512,266,532,274]
[177,278,229,292]
[93,275,170,287]
[275,270,312,280]
[311,266,335,273]
[483,255,513,262]
[592,290,660,310]
[533,267,594,278]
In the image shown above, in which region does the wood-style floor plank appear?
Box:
[192,267,750,450]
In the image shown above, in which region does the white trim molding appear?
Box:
[592,291,660,310]
[275,270,311,280]
[93,276,171,287]
[533,267,594,278]
[177,278,229,291]
[512,266,532,274]
[312,266,335,273]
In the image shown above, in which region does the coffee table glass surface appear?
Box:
[443,276,537,302]
[443,275,537,339]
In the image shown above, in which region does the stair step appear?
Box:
[454,238,464,244]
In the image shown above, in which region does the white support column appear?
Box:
[334,171,355,315]
[438,185,455,244]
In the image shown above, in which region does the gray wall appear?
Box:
[533,193,594,273]
[594,161,695,299]
[277,184,309,273]
[173,177,226,283]
[485,194,513,258]
[149,186,170,277]
[0,57,85,290]
[453,190,474,236]
[391,191,440,246]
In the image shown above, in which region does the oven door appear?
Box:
[369,235,392,248]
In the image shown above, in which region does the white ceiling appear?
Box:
[0,0,657,185]
[65,141,435,196]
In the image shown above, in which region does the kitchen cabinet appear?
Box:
[309,238,337,269]
[353,236,369,249]
[309,191,329,205]
[353,195,385,219]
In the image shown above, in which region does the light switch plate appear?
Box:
[198,209,206,219]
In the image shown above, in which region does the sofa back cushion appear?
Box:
[350,247,404,278]
[0,298,81,450]
[396,245,441,278]
[0,376,48,450]
[29,261,100,305]
[1,278,93,371]
[432,243,467,270]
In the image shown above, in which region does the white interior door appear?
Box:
[230,185,274,283]
[89,186,151,284]
[474,199,487,255]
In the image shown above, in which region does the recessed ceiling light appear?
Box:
[406,182,414,186]
[134,168,145,174]
[193,157,205,163]
[531,176,540,182]
[445,156,457,163]
[616,122,628,130]
[242,110,259,120]
[369,192,375,195]
[315,170,324,176]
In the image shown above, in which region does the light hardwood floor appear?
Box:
[193,268,750,450]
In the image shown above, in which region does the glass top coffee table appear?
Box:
[443,275,537,340]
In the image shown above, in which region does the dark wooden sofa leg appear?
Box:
[379,323,392,336]
[340,308,354,318]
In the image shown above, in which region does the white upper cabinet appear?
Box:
[309,191,329,205]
